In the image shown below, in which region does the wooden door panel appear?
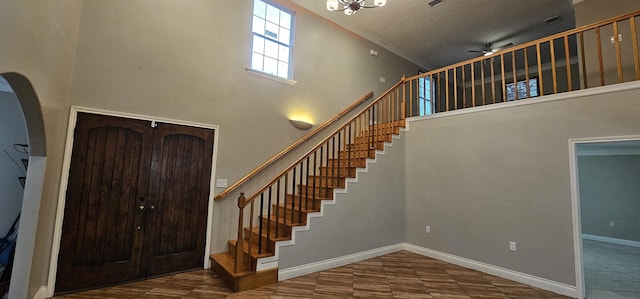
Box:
[143,123,214,276]
[57,113,215,293]
[56,113,154,293]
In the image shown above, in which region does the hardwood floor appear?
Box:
[53,250,571,298]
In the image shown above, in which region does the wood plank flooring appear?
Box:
[53,250,571,298]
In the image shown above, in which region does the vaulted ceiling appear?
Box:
[292,0,576,70]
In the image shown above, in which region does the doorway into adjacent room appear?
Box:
[571,138,640,299]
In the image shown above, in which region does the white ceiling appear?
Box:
[291,0,576,70]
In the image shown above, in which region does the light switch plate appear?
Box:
[216,179,228,188]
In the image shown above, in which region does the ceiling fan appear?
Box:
[469,42,513,56]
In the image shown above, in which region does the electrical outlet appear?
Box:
[379,76,386,83]
[509,241,517,251]
[610,220,615,227]
[425,226,431,234]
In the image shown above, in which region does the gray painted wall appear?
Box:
[404,84,640,286]
[278,135,405,269]
[66,0,419,255]
[578,154,640,242]
[0,91,28,236]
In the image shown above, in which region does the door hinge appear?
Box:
[151,121,158,128]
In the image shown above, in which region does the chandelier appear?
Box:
[326,0,387,15]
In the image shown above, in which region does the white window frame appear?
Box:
[248,0,296,85]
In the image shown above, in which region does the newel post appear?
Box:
[234,193,246,272]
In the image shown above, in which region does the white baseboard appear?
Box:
[32,286,47,299]
[402,243,577,298]
[278,243,404,281]
[582,233,640,248]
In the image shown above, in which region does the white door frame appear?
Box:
[568,135,640,299]
[45,106,220,297]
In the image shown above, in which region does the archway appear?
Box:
[0,73,47,299]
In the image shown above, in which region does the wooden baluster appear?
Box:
[613,21,624,83]
[500,54,506,102]
[445,69,450,111]
[298,161,303,222]
[596,27,605,86]
[235,193,246,273]
[481,60,486,106]
[283,174,288,229]
[312,151,317,210]
[409,78,414,117]
[402,75,406,119]
[248,200,254,270]
[471,62,475,107]
[267,187,272,252]
[462,65,466,108]
[436,72,441,112]
[537,43,544,95]
[512,51,517,101]
[579,32,588,89]
[564,36,572,91]
[319,144,324,210]
[550,39,558,94]
[631,17,640,80]
[290,167,296,224]
[258,193,263,254]
[331,136,336,180]
[304,156,310,215]
[429,74,434,113]
[348,124,352,172]
[490,58,496,103]
[524,47,530,97]
[453,67,458,110]
[275,180,281,238]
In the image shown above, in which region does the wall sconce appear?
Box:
[289,119,313,130]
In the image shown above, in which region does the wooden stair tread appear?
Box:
[211,253,253,278]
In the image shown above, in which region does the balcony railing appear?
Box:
[404,10,640,117]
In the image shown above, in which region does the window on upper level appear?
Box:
[251,0,294,80]
[418,75,434,116]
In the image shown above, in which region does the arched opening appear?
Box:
[0,73,46,299]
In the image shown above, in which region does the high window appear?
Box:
[251,0,294,79]
[418,75,433,116]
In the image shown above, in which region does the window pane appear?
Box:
[251,53,264,71]
[278,61,288,78]
[264,39,279,59]
[279,28,290,45]
[278,45,289,62]
[254,0,266,18]
[264,57,278,75]
[253,35,265,54]
[280,11,291,29]
[252,16,265,34]
[265,21,279,40]
[266,4,280,24]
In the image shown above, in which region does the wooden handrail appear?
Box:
[241,79,405,207]
[406,9,640,81]
[214,91,374,201]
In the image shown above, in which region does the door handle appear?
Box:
[149,204,155,211]
[138,204,145,211]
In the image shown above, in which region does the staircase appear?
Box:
[210,120,405,292]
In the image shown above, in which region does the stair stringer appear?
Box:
[252,127,409,275]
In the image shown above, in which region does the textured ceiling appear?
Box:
[291,0,576,70]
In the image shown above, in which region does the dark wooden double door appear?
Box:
[56,113,214,293]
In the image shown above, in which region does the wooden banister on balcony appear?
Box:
[214,91,374,201]
[404,10,640,116]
